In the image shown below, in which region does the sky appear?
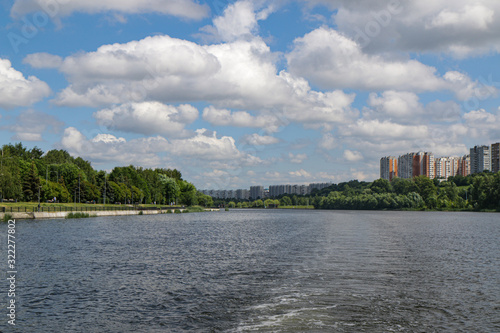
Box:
[1,0,499,190]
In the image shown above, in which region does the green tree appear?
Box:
[264,199,274,207]
[159,175,180,204]
[74,157,96,184]
[370,179,392,194]
[22,161,41,202]
[0,167,22,201]
[411,176,437,206]
[281,196,292,206]
[178,180,197,206]
[43,149,73,164]
[197,192,213,207]
[439,181,459,202]
[391,178,412,195]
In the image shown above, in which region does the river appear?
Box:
[1,210,499,332]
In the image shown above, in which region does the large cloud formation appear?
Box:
[286,27,493,98]
[306,0,500,57]
[0,59,51,109]
[11,0,210,20]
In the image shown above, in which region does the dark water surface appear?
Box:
[1,210,499,332]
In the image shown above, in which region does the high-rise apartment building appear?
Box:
[397,152,434,179]
[470,145,491,174]
[250,186,264,199]
[457,155,471,176]
[435,157,460,179]
[380,156,398,180]
[397,153,414,179]
[309,183,333,192]
[235,189,250,200]
[492,143,500,173]
[420,152,435,179]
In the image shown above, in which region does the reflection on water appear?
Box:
[1,210,499,332]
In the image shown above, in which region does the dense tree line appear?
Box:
[0,143,212,206]
[215,173,499,211]
[311,173,500,211]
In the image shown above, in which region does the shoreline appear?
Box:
[1,208,221,220]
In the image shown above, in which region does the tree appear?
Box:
[178,180,197,206]
[281,196,292,206]
[439,181,459,202]
[370,179,392,194]
[391,177,412,195]
[40,179,71,203]
[107,181,125,203]
[0,167,22,201]
[197,192,213,207]
[22,161,41,202]
[411,176,437,206]
[43,149,73,164]
[159,175,180,204]
[74,157,96,184]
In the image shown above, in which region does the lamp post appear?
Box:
[38,185,42,211]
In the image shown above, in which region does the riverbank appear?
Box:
[1,208,221,220]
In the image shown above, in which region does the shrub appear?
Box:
[2,214,13,222]
[66,212,90,219]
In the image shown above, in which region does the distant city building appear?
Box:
[418,152,435,179]
[250,186,264,199]
[457,155,471,177]
[380,156,398,181]
[235,189,250,200]
[470,145,491,174]
[435,157,460,179]
[397,153,414,179]
[308,183,333,193]
[491,143,500,173]
[268,183,332,197]
[397,152,434,179]
[205,182,334,200]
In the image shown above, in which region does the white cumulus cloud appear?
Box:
[310,0,500,57]
[23,53,63,69]
[61,127,262,167]
[241,134,280,146]
[0,59,51,109]
[343,150,364,162]
[11,0,210,20]
[94,102,198,138]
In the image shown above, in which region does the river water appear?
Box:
[1,210,499,332]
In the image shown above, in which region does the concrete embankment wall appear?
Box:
[0,209,196,220]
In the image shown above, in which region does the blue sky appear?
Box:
[1,0,500,190]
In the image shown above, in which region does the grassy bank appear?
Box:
[278,205,315,209]
[66,212,95,219]
[0,202,184,208]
